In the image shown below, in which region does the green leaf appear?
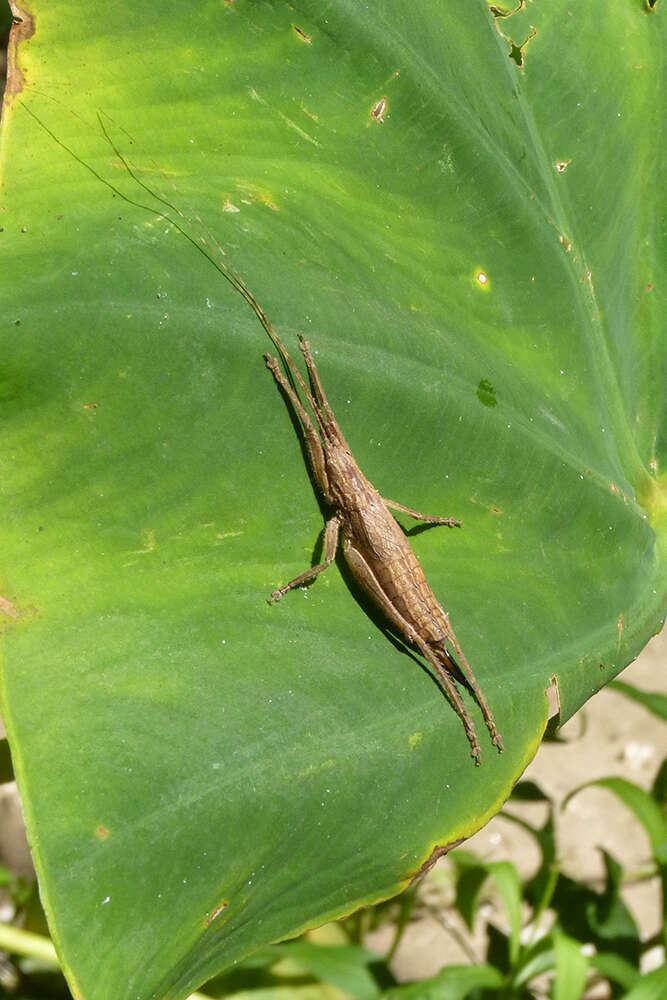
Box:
[513,935,558,988]
[508,780,552,804]
[380,963,504,1000]
[0,1,665,999]
[565,779,667,864]
[551,933,588,1000]
[0,736,14,784]
[565,778,667,951]
[608,680,667,723]
[0,923,58,966]
[501,795,559,922]
[503,803,642,962]
[588,953,640,993]
[620,966,667,1000]
[652,757,667,813]
[481,862,523,967]
[273,941,381,1000]
[452,854,491,933]
[586,850,639,944]
[450,853,522,968]
[552,871,640,965]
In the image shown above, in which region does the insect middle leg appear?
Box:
[269,513,342,604]
[383,498,461,528]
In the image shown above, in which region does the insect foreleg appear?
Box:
[383,498,462,528]
[269,513,342,604]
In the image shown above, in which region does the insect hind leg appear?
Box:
[342,538,483,763]
[438,625,504,752]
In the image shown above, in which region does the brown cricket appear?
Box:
[91,119,502,759]
[265,333,503,764]
[94,122,501,760]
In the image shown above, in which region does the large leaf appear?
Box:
[0,1,664,999]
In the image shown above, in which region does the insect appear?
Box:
[265,334,503,764]
[91,119,501,760]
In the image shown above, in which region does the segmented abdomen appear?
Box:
[343,497,450,646]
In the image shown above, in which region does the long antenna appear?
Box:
[96,112,293,364]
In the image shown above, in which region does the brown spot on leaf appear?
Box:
[68,974,83,1000]
[95,825,110,840]
[609,482,630,502]
[410,838,465,884]
[0,594,19,619]
[204,900,228,928]
[4,5,36,106]
[292,24,312,44]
